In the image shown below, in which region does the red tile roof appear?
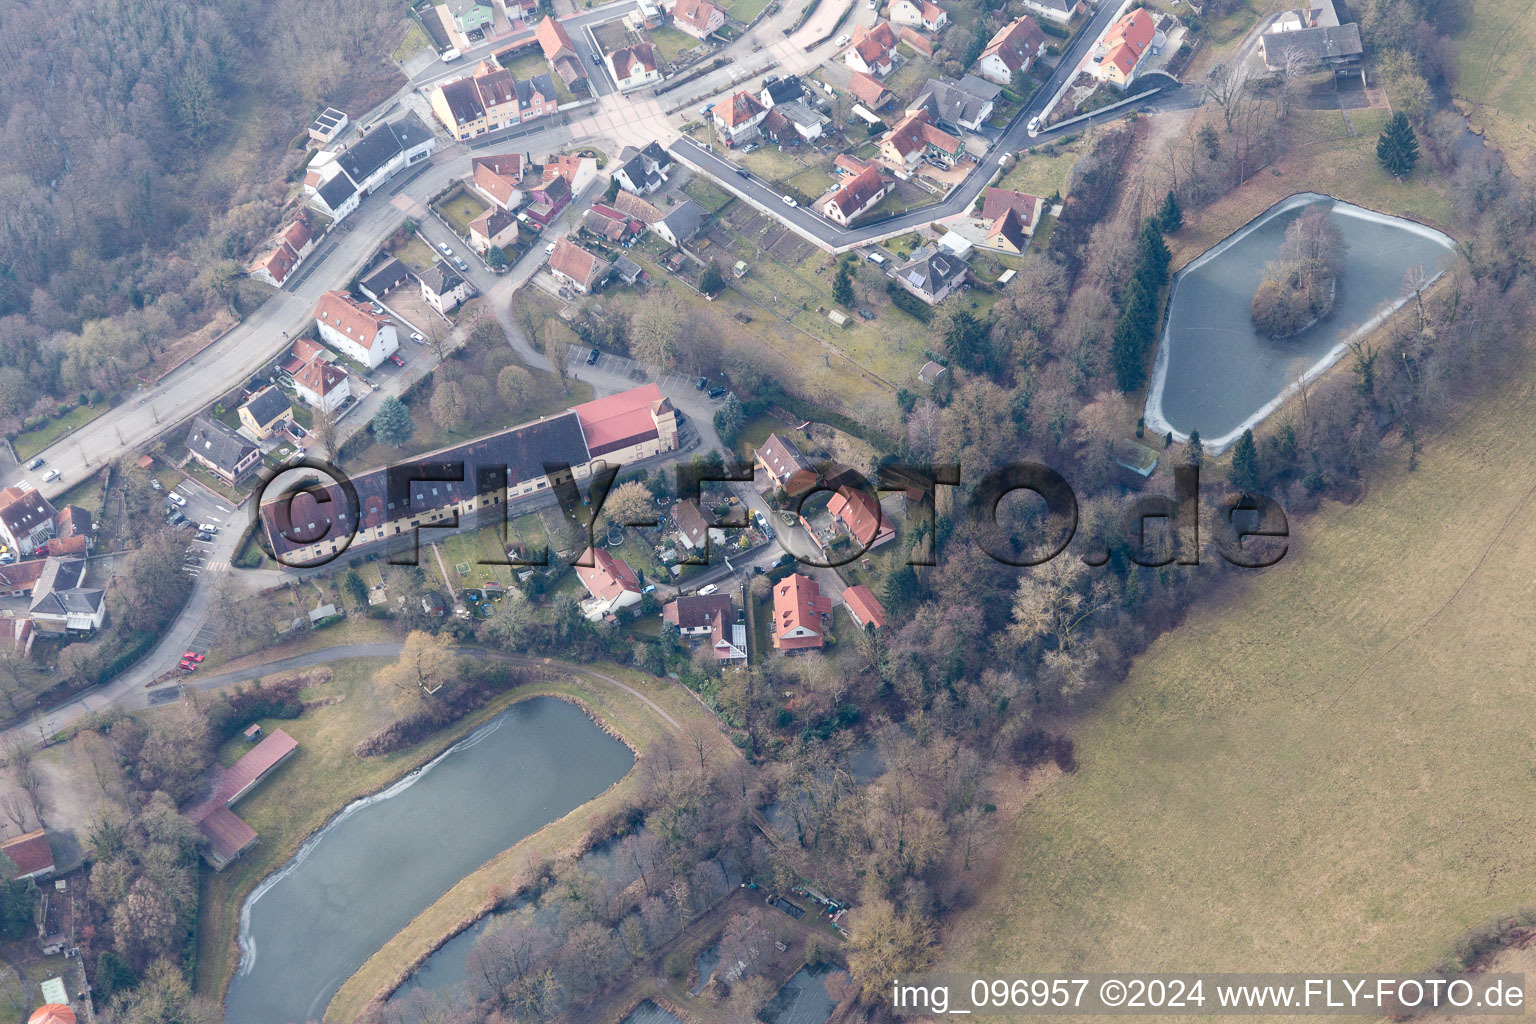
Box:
[883,108,963,158]
[281,336,326,375]
[842,583,887,629]
[281,214,314,252]
[0,560,46,594]
[772,573,831,649]
[847,71,891,107]
[901,26,934,54]
[824,164,886,220]
[675,0,723,33]
[548,238,609,289]
[611,42,658,77]
[195,807,258,863]
[575,547,641,601]
[294,357,348,397]
[314,290,390,351]
[0,829,52,877]
[828,485,892,547]
[472,154,524,206]
[981,186,1044,223]
[249,244,298,284]
[535,15,576,58]
[1101,8,1155,76]
[850,21,898,67]
[572,381,665,455]
[716,90,766,128]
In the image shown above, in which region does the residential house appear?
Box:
[525,174,572,226]
[1022,0,1083,22]
[308,107,348,144]
[1271,0,1342,32]
[842,583,887,630]
[469,206,520,254]
[613,142,673,194]
[652,200,705,247]
[663,593,734,636]
[901,26,935,56]
[672,499,725,554]
[29,556,105,633]
[760,107,793,144]
[575,547,642,619]
[548,238,611,294]
[847,71,895,110]
[313,290,400,367]
[891,243,969,305]
[436,0,496,50]
[307,114,436,223]
[292,357,352,414]
[776,100,828,141]
[975,15,1046,84]
[238,386,294,439]
[279,336,326,377]
[673,0,725,39]
[759,75,804,108]
[247,213,318,288]
[878,108,964,175]
[771,573,832,651]
[421,261,474,314]
[54,505,92,556]
[0,830,53,881]
[1087,8,1156,87]
[890,0,947,31]
[1260,21,1363,71]
[755,433,818,496]
[2,617,33,659]
[185,729,299,870]
[713,90,768,145]
[540,153,599,195]
[613,189,664,224]
[981,187,1044,251]
[536,17,589,90]
[912,76,999,133]
[432,77,488,140]
[185,415,261,484]
[358,258,415,301]
[608,42,661,90]
[844,21,899,76]
[0,561,45,598]
[582,203,643,244]
[826,485,895,550]
[628,0,665,29]
[918,360,948,384]
[0,487,55,557]
[708,612,748,663]
[515,74,560,122]
[821,164,888,226]
[471,153,526,209]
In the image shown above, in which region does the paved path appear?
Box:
[142,641,682,730]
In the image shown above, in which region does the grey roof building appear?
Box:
[1260,22,1363,69]
[913,77,997,132]
[759,75,805,107]
[241,387,292,430]
[336,113,435,187]
[315,173,358,214]
[359,258,414,300]
[185,414,260,482]
[892,244,970,305]
[652,200,705,247]
[613,254,644,284]
[613,141,673,194]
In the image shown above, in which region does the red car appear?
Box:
[390,354,406,367]
[183,651,204,662]
[178,659,196,672]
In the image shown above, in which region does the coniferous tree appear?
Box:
[1158,190,1183,232]
[699,261,725,296]
[371,395,415,448]
[1228,429,1259,491]
[1376,112,1419,178]
[832,261,855,306]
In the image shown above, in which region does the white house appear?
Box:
[306,114,437,225]
[607,42,662,90]
[312,290,400,368]
[0,486,55,557]
[291,356,352,414]
[890,0,947,31]
[575,547,643,619]
[421,261,474,314]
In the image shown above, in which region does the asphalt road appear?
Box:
[669,0,1178,248]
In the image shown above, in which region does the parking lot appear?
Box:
[163,476,236,578]
[565,344,735,400]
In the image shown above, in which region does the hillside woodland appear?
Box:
[0,0,405,428]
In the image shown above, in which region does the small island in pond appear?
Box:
[1251,208,1348,339]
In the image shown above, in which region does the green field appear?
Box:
[1452,0,1536,174]
[13,402,111,460]
[648,24,702,65]
[997,138,1083,200]
[947,330,1536,987]
[723,0,774,22]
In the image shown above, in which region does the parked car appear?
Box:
[695,376,708,390]
[25,457,43,470]
[390,354,407,367]
[708,386,727,399]
[168,492,187,507]
[42,469,59,482]
[697,584,719,596]
[834,33,850,45]
[591,53,601,65]
[735,168,750,178]
[545,241,557,255]
[195,532,213,542]
[454,257,469,271]
[438,242,453,255]
[586,348,601,365]
[441,47,463,62]
[369,302,384,314]
[782,195,798,207]
[178,659,197,671]
[150,479,163,491]
[1027,115,1040,135]
[199,523,218,534]
[410,331,424,342]
[0,553,14,566]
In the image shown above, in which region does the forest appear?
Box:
[0,0,404,429]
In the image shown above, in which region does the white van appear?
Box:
[441,47,463,62]
[867,251,886,266]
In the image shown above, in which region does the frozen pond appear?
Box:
[1145,193,1455,451]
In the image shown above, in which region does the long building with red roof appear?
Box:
[259,384,679,566]
[184,729,299,869]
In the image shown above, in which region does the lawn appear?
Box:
[997,138,1082,200]
[392,20,432,63]
[723,0,774,23]
[13,402,111,460]
[1452,0,1536,175]
[884,54,939,103]
[391,234,442,275]
[1159,106,1454,272]
[944,327,1536,987]
[682,176,736,213]
[500,49,579,104]
[432,184,490,238]
[740,144,811,186]
[648,24,702,65]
